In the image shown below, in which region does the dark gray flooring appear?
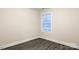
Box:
[3,38,78,50]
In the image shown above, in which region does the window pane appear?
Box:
[41,13,52,32]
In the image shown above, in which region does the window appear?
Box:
[41,13,52,32]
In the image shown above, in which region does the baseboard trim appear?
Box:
[1,36,79,50]
[41,37,79,49]
[0,36,39,50]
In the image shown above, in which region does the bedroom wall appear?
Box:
[40,8,79,45]
[0,8,40,46]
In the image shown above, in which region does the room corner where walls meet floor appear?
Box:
[2,37,79,50]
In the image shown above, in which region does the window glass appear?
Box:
[41,13,52,32]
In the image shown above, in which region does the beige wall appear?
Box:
[1,8,79,47]
[0,8,40,46]
[40,8,79,44]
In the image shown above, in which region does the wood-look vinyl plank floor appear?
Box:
[3,38,78,50]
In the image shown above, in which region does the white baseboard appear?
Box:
[41,36,79,49]
[1,36,79,49]
[0,36,39,49]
